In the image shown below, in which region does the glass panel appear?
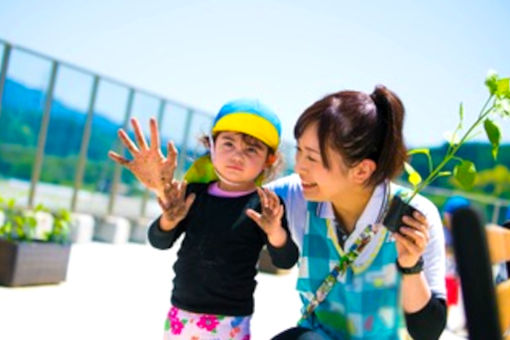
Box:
[34,66,94,210]
[279,140,296,177]
[182,111,213,173]
[74,80,129,216]
[113,92,160,218]
[0,42,5,68]
[159,103,190,178]
[0,49,52,206]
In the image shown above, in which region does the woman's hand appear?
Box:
[393,211,430,268]
[108,117,177,198]
[157,180,195,231]
[246,188,287,247]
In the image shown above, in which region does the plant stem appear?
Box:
[478,96,493,119]
[406,95,495,203]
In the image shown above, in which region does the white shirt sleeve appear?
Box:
[264,174,307,251]
[410,194,447,299]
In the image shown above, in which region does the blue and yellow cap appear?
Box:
[212,99,281,151]
[184,99,280,184]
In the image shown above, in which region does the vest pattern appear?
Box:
[296,201,402,340]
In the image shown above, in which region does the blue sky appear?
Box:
[0,0,509,147]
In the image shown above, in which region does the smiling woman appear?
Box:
[266,86,446,340]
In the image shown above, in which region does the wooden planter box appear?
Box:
[0,239,71,287]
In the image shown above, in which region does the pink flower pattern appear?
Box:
[170,319,184,335]
[168,306,178,319]
[196,314,220,331]
[164,306,249,339]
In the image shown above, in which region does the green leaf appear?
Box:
[407,148,433,173]
[459,102,464,124]
[485,70,499,95]
[437,171,452,178]
[484,118,501,160]
[494,98,510,118]
[404,162,422,187]
[60,209,71,221]
[454,160,477,189]
[407,148,430,156]
[14,216,24,227]
[27,217,37,227]
[496,78,510,98]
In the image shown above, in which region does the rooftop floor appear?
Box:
[0,241,466,339]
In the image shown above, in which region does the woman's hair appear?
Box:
[199,132,283,183]
[294,85,407,186]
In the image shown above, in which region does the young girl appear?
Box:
[109,99,299,340]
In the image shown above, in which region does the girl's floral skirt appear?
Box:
[164,305,251,340]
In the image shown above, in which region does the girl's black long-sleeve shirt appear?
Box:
[148,183,299,316]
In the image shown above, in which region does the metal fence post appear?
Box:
[27,61,59,208]
[0,43,11,120]
[492,202,501,224]
[176,109,194,178]
[139,98,166,218]
[107,88,135,215]
[70,75,99,211]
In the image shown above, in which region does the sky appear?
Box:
[0,0,509,148]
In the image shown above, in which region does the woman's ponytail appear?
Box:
[369,85,407,185]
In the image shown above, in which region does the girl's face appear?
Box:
[294,122,355,202]
[212,131,270,190]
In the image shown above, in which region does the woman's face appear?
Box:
[294,122,355,202]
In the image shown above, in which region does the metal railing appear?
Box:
[0,38,507,224]
[419,185,510,224]
[0,38,295,220]
[0,39,214,218]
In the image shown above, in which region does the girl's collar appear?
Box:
[208,181,256,197]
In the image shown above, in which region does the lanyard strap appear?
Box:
[299,224,376,322]
[299,182,392,322]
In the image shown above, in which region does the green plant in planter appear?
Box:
[0,196,71,244]
[384,71,510,232]
[0,196,72,287]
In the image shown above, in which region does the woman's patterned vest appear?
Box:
[296,199,402,339]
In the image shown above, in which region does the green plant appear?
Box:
[403,71,510,203]
[0,196,71,244]
[468,164,510,197]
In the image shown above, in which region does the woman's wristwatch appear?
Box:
[396,256,424,275]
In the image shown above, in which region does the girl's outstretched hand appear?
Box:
[108,117,177,197]
[157,180,196,231]
[246,188,287,247]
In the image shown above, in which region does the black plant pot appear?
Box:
[383,195,421,233]
[0,239,71,287]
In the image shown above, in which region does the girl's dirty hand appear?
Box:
[157,180,195,231]
[108,117,177,197]
[246,188,287,247]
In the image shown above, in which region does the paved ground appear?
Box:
[0,241,466,340]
